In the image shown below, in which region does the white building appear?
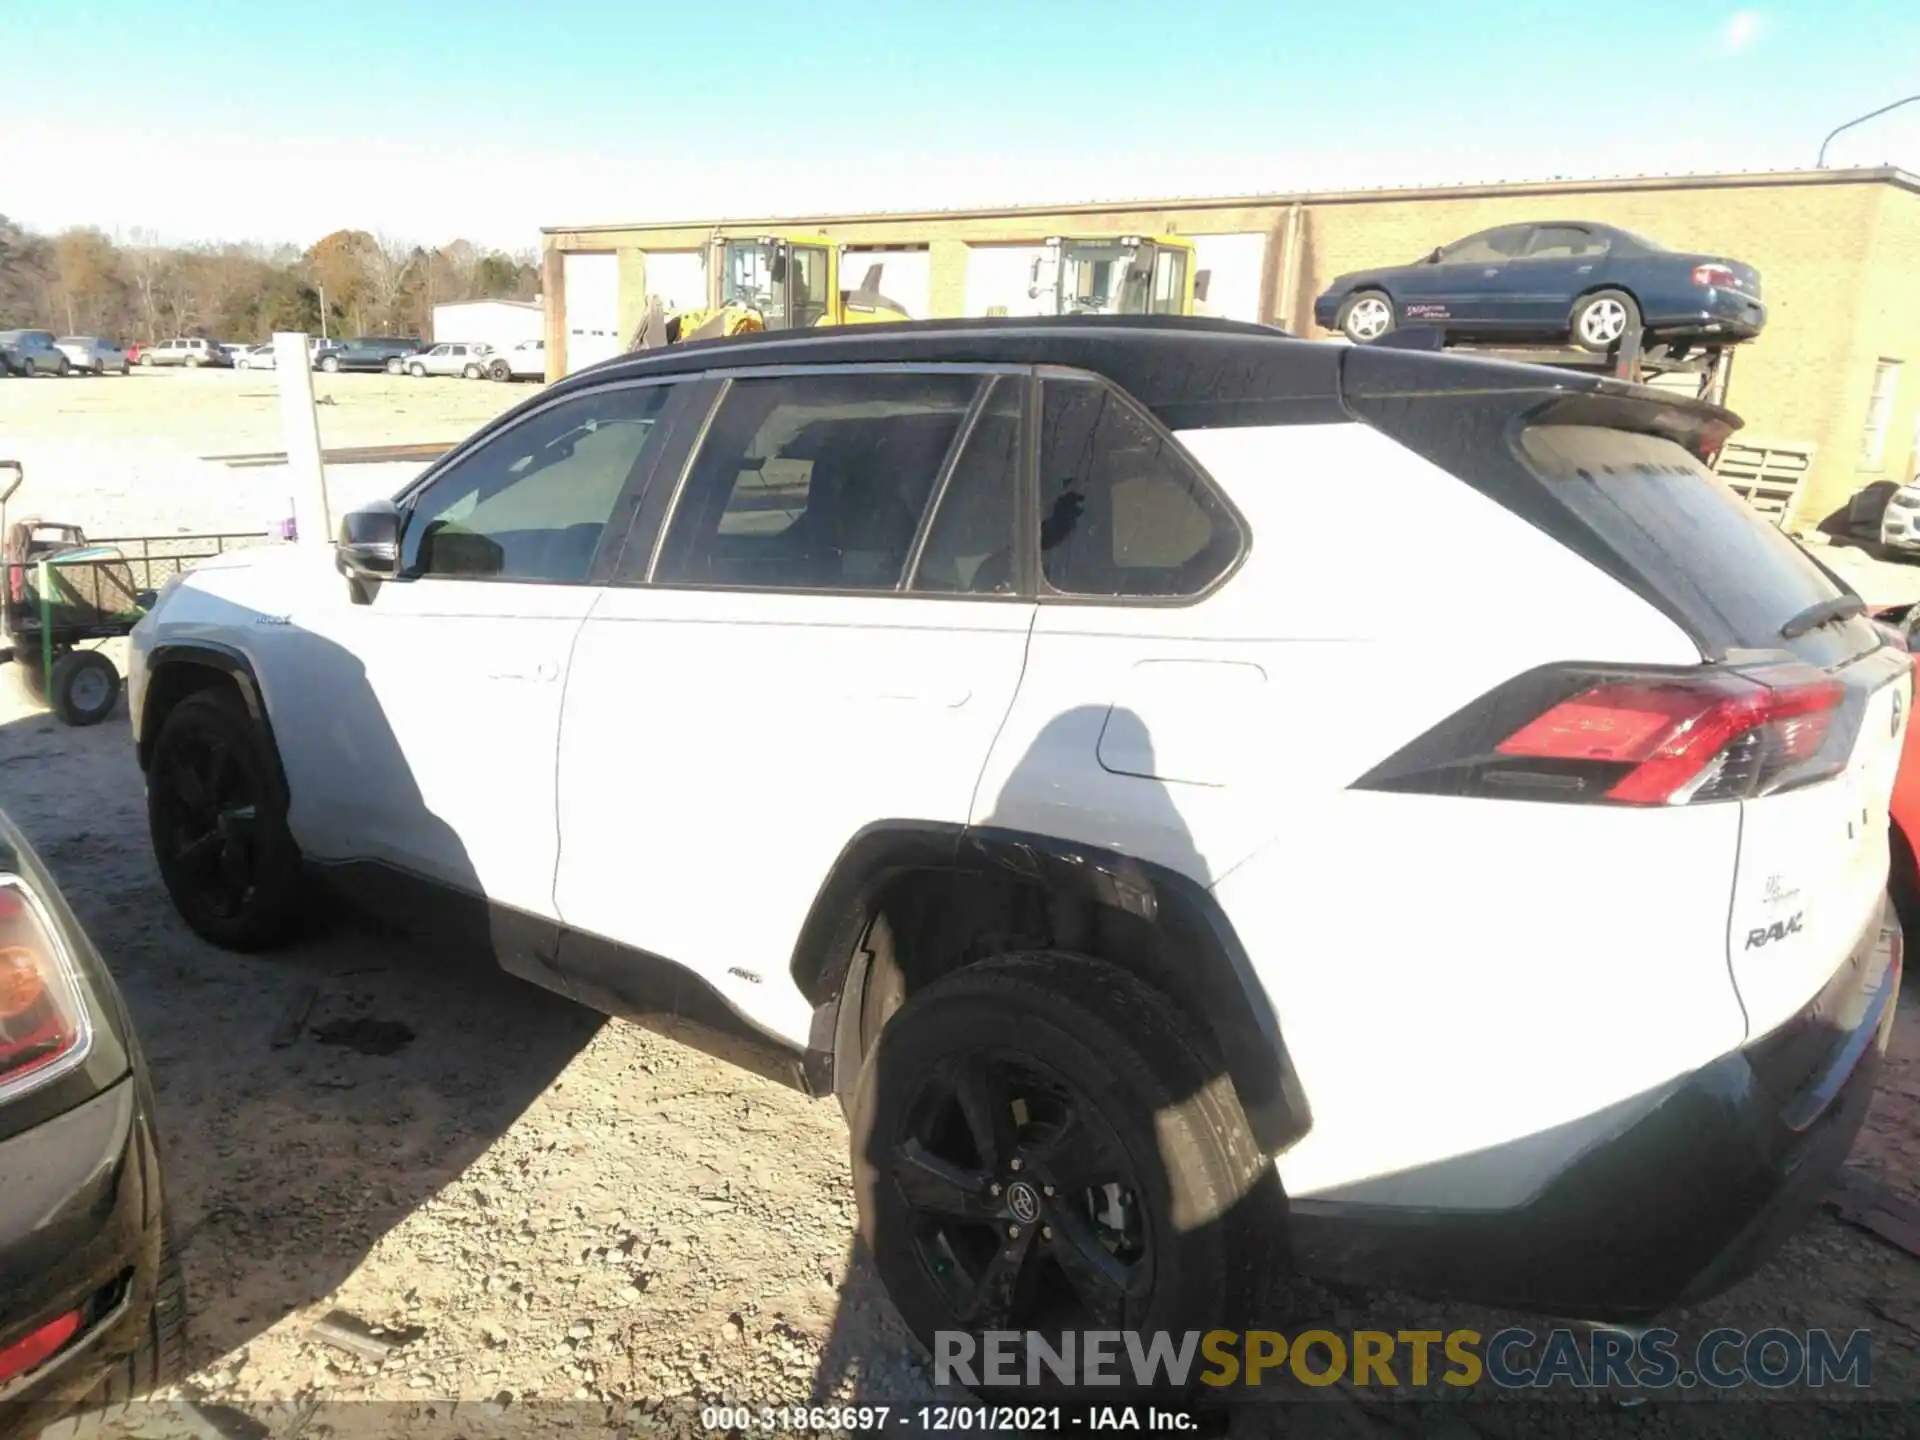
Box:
[430,298,544,352]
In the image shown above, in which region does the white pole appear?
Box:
[272,331,330,547]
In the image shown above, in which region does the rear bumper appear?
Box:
[1288,909,1898,1319]
[0,1079,166,1433]
[1648,289,1765,340]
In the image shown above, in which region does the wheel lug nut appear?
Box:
[1042,1184,1055,1197]
[989,1182,1002,1196]
[1007,1224,1021,1239]
[1009,1158,1024,1172]
[1042,1225,1054,1241]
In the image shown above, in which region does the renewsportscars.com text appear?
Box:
[935,1326,1875,1391]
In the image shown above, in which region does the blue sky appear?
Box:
[3,1,1918,248]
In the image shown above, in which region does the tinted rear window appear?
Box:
[1517,424,1842,647]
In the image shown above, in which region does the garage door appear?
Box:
[1190,234,1269,322]
[965,244,1052,318]
[841,248,929,319]
[645,251,707,312]
[562,252,621,374]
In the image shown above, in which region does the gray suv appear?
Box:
[0,330,71,377]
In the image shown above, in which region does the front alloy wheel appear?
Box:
[148,691,303,950]
[1339,291,1396,344]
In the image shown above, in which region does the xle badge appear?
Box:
[1745,912,1804,949]
[1005,1181,1041,1225]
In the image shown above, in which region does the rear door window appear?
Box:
[654,371,981,591]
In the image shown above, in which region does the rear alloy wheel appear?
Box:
[850,953,1266,1399]
[148,689,303,951]
[56,357,71,376]
[320,355,339,373]
[1337,290,1396,344]
[462,362,481,379]
[49,649,120,726]
[408,361,426,378]
[385,357,404,375]
[19,358,35,377]
[1571,289,1641,353]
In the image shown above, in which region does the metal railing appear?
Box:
[84,532,274,592]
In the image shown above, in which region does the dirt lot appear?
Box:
[0,366,528,536]
[0,368,1917,1437]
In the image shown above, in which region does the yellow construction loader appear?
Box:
[1025,234,1199,317]
[628,231,1203,350]
[630,234,911,350]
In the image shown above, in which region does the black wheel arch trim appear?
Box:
[789,819,1311,1155]
[138,641,289,805]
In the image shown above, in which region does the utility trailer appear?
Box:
[0,461,270,725]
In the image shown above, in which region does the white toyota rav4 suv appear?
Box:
[128,317,1904,1358]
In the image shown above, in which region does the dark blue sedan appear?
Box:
[1313,221,1765,352]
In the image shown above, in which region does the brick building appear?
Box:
[541,166,1920,529]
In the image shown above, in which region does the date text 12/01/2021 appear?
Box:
[700,1405,1200,1432]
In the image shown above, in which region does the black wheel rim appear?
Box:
[890,1050,1151,1332]
[159,733,261,920]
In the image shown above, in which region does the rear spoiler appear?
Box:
[1337,341,1741,462]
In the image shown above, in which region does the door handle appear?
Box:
[1483,268,1499,277]
[487,660,560,683]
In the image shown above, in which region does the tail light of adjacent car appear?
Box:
[1354,663,1867,807]
[0,876,92,1102]
[1692,263,1738,289]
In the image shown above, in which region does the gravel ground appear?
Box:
[1,367,1917,1438]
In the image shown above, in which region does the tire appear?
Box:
[320,355,339,373]
[408,361,426,378]
[50,1227,188,1438]
[49,649,120,726]
[488,358,510,382]
[139,353,153,366]
[462,363,480,379]
[1336,290,1396,344]
[148,688,304,951]
[849,952,1267,1399]
[1571,288,1641,353]
[56,357,71,376]
[185,356,203,368]
[20,358,36,377]
[385,357,404,375]
[236,358,250,370]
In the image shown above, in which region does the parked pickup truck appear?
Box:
[486,338,546,382]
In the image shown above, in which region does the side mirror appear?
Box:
[1193,270,1212,303]
[1428,247,1444,264]
[769,248,788,285]
[338,501,402,580]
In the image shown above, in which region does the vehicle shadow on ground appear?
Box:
[0,613,604,1382]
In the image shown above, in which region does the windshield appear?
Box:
[720,240,787,326]
[1057,241,1154,315]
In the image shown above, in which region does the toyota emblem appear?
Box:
[1005,1180,1041,1226]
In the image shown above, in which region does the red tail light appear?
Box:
[0,878,91,1100]
[1692,263,1737,289]
[1496,673,1845,805]
[1354,664,1868,807]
